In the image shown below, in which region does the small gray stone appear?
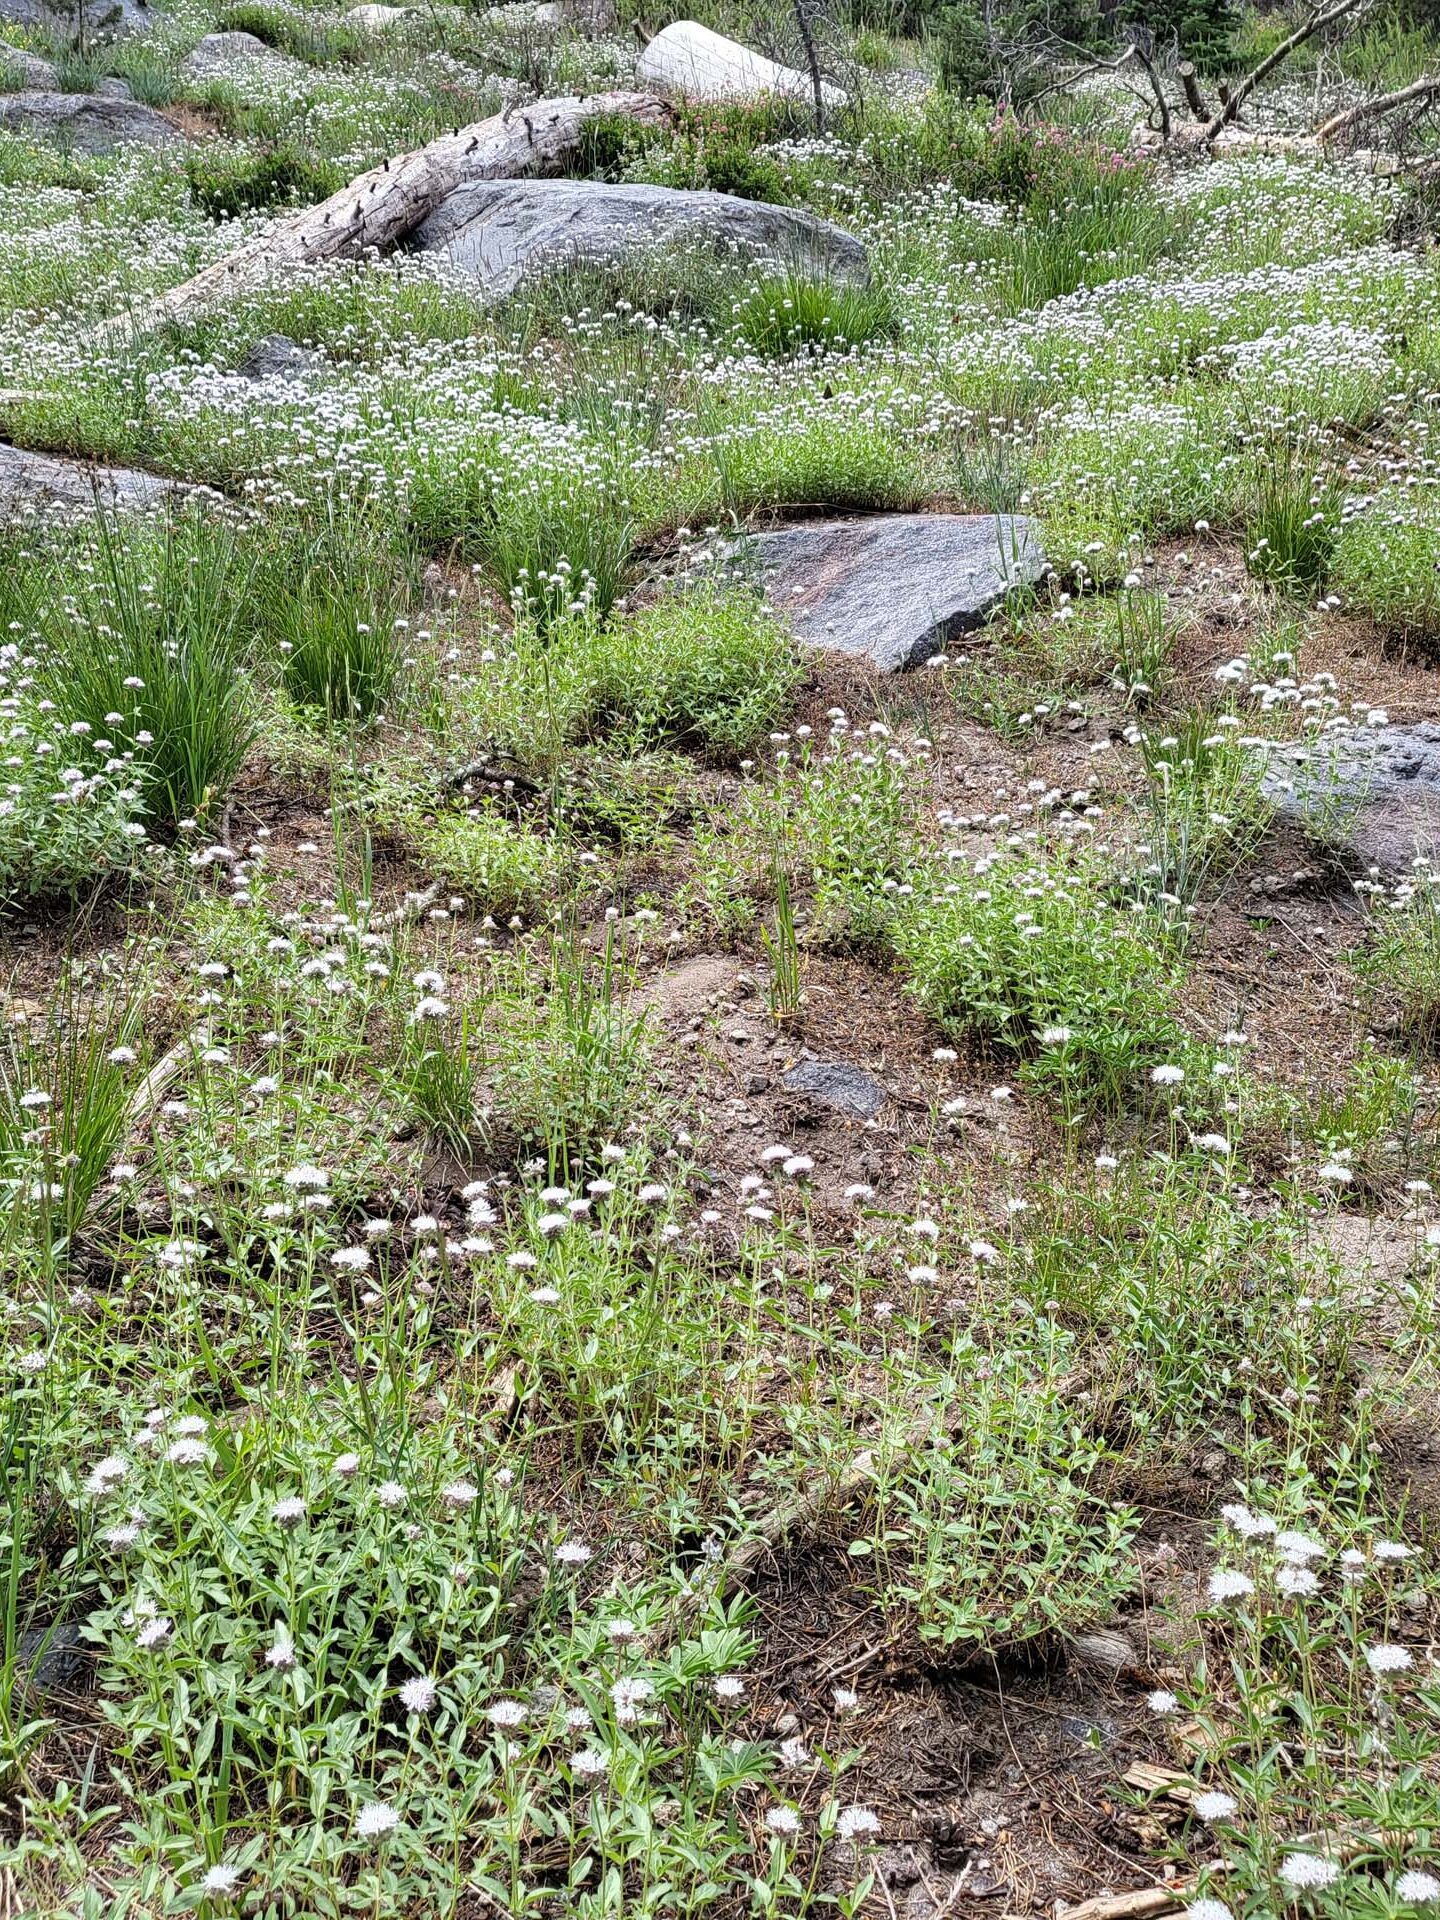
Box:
[782,1060,885,1118]
[1261,722,1440,874]
[409,178,868,302]
[236,333,319,381]
[19,1621,86,1692]
[0,89,181,150]
[735,513,1046,671]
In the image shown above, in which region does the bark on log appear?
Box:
[1058,1893,1186,1920]
[98,90,670,343]
[1177,60,1209,121]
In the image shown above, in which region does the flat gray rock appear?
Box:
[0,46,58,88]
[732,513,1045,671]
[409,179,869,300]
[0,89,181,150]
[1,0,150,29]
[1262,723,1440,874]
[0,443,173,519]
[181,30,297,80]
[782,1059,886,1118]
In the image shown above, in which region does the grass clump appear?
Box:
[733,271,897,355]
[258,520,418,721]
[34,512,261,827]
[1245,446,1345,597]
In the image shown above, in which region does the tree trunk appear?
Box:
[1177,60,1209,121]
[98,90,669,343]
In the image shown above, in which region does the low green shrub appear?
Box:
[873,1336,1139,1654]
[416,811,557,918]
[491,931,655,1169]
[185,140,342,220]
[1356,870,1440,1050]
[462,586,799,771]
[1332,497,1440,647]
[894,849,1186,1110]
[575,587,801,758]
[0,706,146,910]
[409,458,635,631]
[218,1,366,62]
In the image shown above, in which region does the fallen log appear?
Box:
[98,90,670,344]
[1317,72,1440,141]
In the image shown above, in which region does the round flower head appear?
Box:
[1147,1689,1178,1714]
[1365,1642,1413,1674]
[1397,1870,1440,1904]
[1279,1854,1340,1891]
[1185,1901,1233,1920]
[1276,1565,1319,1598]
[1275,1530,1325,1562]
[1207,1569,1254,1602]
[1373,1539,1414,1563]
[766,1806,802,1836]
[202,1864,241,1895]
[399,1675,437,1714]
[354,1802,400,1840]
[1192,1791,1237,1821]
[836,1805,879,1842]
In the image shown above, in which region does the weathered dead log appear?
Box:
[1317,71,1440,141]
[1200,0,1373,141]
[98,90,670,342]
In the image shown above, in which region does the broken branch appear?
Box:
[1202,0,1373,140]
[1316,71,1440,140]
